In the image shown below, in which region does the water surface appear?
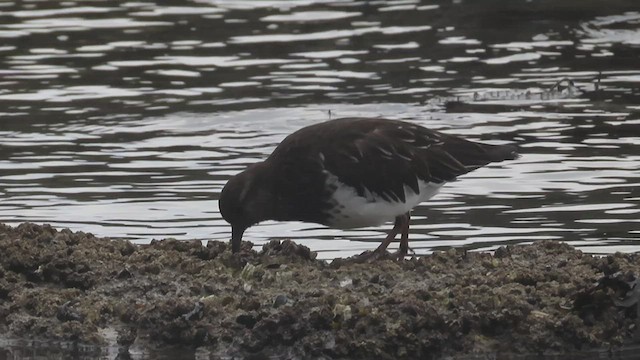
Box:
[1,0,639,260]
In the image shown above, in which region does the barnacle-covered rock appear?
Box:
[0,222,639,358]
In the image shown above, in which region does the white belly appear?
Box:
[323,170,443,229]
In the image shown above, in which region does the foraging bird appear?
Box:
[219,117,518,259]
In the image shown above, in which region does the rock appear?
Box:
[57,301,84,322]
[0,223,639,358]
[273,294,289,308]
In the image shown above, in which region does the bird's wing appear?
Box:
[270,117,517,205]
[317,119,471,203]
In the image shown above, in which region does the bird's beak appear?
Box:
[231,225,246,253]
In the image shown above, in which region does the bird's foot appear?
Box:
[392,246,416,261]
[392,250,407,261]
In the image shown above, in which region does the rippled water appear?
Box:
[1,0,639,260]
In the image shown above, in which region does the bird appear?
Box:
[219,117,518,260]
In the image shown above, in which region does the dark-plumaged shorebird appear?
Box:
[219,117,518,259]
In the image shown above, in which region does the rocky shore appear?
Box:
[1,222,639,359]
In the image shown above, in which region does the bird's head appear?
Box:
[219,163,275,253]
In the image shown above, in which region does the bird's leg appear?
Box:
[344,215,407,263]
[396,212,411,260]
[372,214,404,256]
[348,215,402,262]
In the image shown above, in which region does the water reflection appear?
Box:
[0,0,639,260]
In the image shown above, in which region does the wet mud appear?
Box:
[1,222,639,359]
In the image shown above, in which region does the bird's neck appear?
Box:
[247,161,279,224]
[255,161,298,223]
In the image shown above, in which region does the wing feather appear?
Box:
[270,117,518,212]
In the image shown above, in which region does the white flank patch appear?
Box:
[323,170,443,228]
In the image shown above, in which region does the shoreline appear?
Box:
[1,222,638,359]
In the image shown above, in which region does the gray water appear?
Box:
[1,0,639,260]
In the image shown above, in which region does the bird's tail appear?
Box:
[442,140,519,170]
[485,143,519,162]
